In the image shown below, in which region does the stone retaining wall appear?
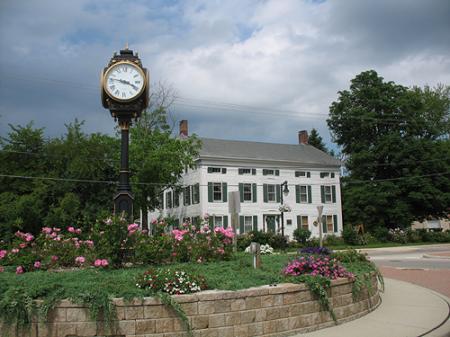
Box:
[4,275,380,337]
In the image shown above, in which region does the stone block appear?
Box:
[208,313,225,328]
[240,310,256,324]
[215,326,234,337]
[180,302,198,315]
[277,318,290,332]
[155,318,174,333]
[191,315,209,329]
[173,318,188,332]
[198,301,215,315]
[255,309,266,322]
[264,307,280,320]
[262,320,277,334]
[76,321,97,336]
[136,319,156,334]
[66,308,89,322]
[160,306,177,318]
[125,305,144,319]
[48,308,67,322]
[224,312,240,326]
[247,322,264,336]
[230,298,246,311]
[56,322,77,336]
[234,324,249,337]
[245,296,261,310]
[144,304,162,318]
[214,299,231,313]
[116,319,136,335]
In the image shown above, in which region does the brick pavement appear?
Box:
[379,266,450,298]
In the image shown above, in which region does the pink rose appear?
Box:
[25,233,34,242]
[51,255,58,262]
[53,227,61,232]
[11,248,19,254]
[0,250,7,259]
[16,266,24,274]
[75,228,82,234]
[34,261,41,269]
[67,226,75,233]
[101,259,109,267]
[94,259,102,267]
[75,256,85,264]
[127,223,139,234]
[84,240,94,248]
[42,227,52,234]
[19,243,27,249]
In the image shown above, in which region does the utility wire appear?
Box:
[0,172,448,187]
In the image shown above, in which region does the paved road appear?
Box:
[361,244,450,298]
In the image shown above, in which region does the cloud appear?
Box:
[0,0,449,148]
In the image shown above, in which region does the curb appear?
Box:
[422,254,450,260]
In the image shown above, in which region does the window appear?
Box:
[295,171,311,178]
[297,215,309,230]
[267,184,276,202]
[239,183,257,202]
[165,191,172,209]
[208,167,227,174]
[320,172,330,178]
[263,184,280,203]
[191,216,201,226]
[295,185,310,203]
[321,185,336,203]
[208,182,227,202]
[322,215,338,233]
[213,183,222,201]
[209,215,228,228]
[183,186,191,206]
[287,219,292,226]
[239,215,257,233]
[239,168,256,175]
[173,190,180,208]
[192,183,200,204]
[263,169,280,176]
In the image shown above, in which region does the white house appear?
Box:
[145,121,343,240]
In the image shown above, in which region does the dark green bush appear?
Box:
[293,228,311,244]
[236,231,287,250]
[371,226,389,243]
[342,226,368,245]
[323,234,344,246]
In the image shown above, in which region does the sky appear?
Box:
[0,0,449,149]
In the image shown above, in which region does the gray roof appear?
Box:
[198,138,341,167]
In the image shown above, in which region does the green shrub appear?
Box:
[323,234,344,246]
[236,231,287,250]
[371,226,389,243]
[293,228,311,244]
[342,226,368,245]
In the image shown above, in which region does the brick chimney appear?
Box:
[298,130,308,144]
[179,120,188,138]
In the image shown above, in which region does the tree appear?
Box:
[308,128,328,153]
[328,70,450,230]
[130,83,201,230]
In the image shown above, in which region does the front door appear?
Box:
[265,215,277,233]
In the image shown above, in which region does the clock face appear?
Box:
[104,62,146,101]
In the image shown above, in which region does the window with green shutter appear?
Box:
[252,183,257,202]
[333,215,338,232]
[253,215,258,231]
[183,186,191,206]
[295,185,308,203]
[192,183,200,204]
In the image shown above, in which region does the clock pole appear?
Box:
[101,47,149,219]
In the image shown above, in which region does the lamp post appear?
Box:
[280,181,289,238]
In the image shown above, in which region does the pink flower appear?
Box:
[67,226,75,233]
[16,266,24,274]
[101,259,109,267]
[127,223,139,234]
[0,250,7,259]
[51,255,59,262]
[75,228,82,234]
[84,240,94,248]
[172,229,188,241]
[0,266,4,272]
[42,227,52,234]
[94,259,102,267]
[19,243,27,249]
[75,256,85,264]
[53,227,61,232]
[11,248,19,254]
[217,247,225,255]
[34,261,41,269]
[25,233,34,242]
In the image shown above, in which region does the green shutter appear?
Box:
[239,183,244,201]
[209,216,214,227]
[238,168,243,175]
[208,182,213,202]
[275,169,280,176]
[222,183,227,202]
[331,172,335,178]
[322,215,327,233]
[263,184,268,202]
[252,183,257,202]
[321,186,325,203]
[222,168,227,174]
[276,184,281,203]
[224,216,228,229]
[333,215,338,232]
[252,168,256,175]
[208,167,213,173]
[263,169,267,176]
[296,215,301,229]
[295,185,300,203]
[308,185,312,203]
[332,185,336,203]
[307,172,311,178]
[239,216,244,234]
[253,215,258,231]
